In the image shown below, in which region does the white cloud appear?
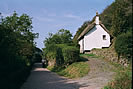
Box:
[64,14,83,20]
[54,24,66,28]
[35,16,54,22]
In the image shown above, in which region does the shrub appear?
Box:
[44,44,64,66]
[115,31,132,61]
[45,44,80,67]
[44,44,58,60]
[62,46,79,66]
[0,55,31,89]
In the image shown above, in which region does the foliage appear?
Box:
[115,31,132,60]
[73,1,132,88]
[43,29,79,67]
[74,0,132,61]
[62,46,79,66]
[99,2,115,30]
[44,29,72,46]
[44,43,79,67]
[47,62,89,78]
[111,0,132,37]
[0,12,38,89]
[74,0,132,39]
[32,47,42,62]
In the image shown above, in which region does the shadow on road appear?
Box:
[21,63,82,89]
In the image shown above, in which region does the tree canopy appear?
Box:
[0,12,38,89]
[44,29,73,47]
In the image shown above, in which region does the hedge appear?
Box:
[44,44,79,67]
[62,46,79,66]
[115,31,132,61]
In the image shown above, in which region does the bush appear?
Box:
[115,31,132,61]
[44,44,79,67]
[44,44,58,60]
[0,55,31,89]
[62,46,79,66]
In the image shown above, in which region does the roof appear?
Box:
[77,22,95,40]
[78,21,111,41]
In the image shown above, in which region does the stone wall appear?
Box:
[89,47,129,67]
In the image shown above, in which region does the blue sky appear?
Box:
[0,0,114,49]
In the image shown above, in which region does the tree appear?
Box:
[44,29,72,47]
[0,12,38,89]
[111,0,132,37]
[115,31,132,60]
[1,11,38,43]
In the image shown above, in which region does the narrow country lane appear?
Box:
[20,63,79,89]
[21,57,115,89]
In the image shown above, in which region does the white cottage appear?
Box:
[78,12,111,53]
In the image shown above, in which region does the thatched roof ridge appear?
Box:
[78,22,95,40]
[78,21,111,41]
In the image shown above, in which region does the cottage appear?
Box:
[78,12,111,53]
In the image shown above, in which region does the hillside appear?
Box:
[73,0,132,60]
[73,0,132,41]
[73,0,132,88]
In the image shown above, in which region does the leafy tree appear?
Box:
[43,29,79,67]
[44,29,72,47]
[0,12,38,89]
[99,2,115,30]
[108,0,132,37]
[115,31,132,60]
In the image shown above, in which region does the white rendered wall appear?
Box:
[84,25,110,50]
[79,39,84,53]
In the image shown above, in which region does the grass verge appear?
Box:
[103,62,132,89]
[80,53,99,58]
[47,62,89,79]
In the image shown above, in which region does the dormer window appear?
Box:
[103,35,106,40]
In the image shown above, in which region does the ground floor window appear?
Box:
[103,35,106,40]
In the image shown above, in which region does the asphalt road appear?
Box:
[20,63,79,89]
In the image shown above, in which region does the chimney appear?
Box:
[95,11,99,24]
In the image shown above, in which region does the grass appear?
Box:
[103,62,132,89]
[47,62,89,79]
[47,54,90,79]
[80,53,99,59]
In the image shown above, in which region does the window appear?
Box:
[103,35,106,40]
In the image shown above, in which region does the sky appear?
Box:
[0,0,115,49]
